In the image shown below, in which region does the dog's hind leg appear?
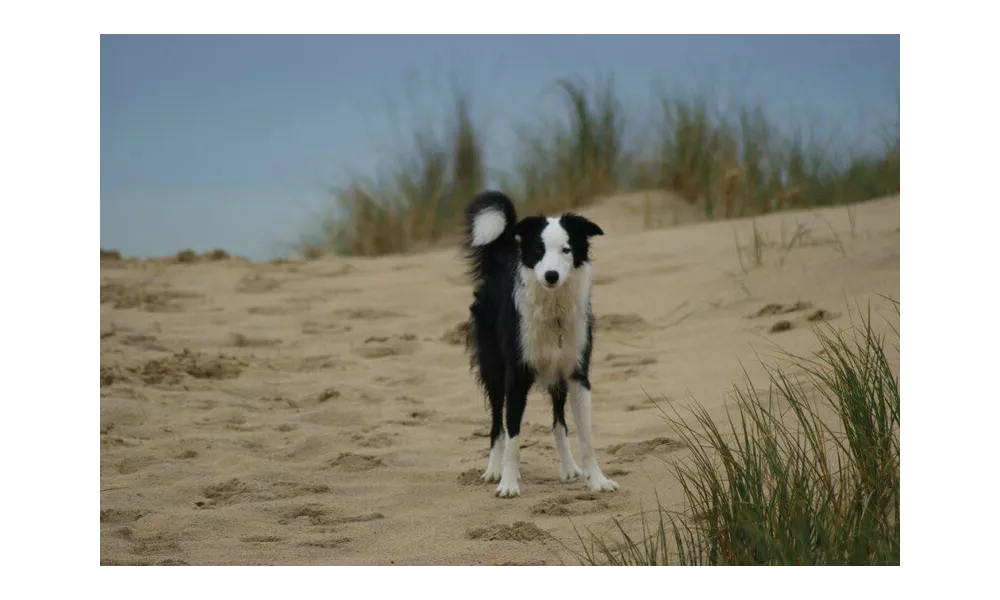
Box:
[550,378,585,481]
[480,365,506,483]
[569,376,619,493]
[496,366,533,498]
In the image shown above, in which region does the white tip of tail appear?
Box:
[471,209,507,247]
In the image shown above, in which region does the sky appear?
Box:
[100,35,899,260]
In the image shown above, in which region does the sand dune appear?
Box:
[100,194,899,565]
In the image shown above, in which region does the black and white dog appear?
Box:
[462,191,619,498]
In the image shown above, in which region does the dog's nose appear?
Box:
[544,271,559,285]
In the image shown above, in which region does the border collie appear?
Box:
[462,190,619,498]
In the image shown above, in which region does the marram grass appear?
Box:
[571,300,899,566]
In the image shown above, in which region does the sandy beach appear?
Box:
[100,193,899,565]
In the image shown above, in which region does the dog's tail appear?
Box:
[462,190,518,282]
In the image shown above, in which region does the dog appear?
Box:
[461,190,619,498]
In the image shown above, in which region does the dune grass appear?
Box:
[298,78,899,257]
[571,300,899,566]
[297,90,484,258]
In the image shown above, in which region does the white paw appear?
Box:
[586,473,619,493]
[481,469,502,483]
[560,464,586,482]
[495,477,521,498]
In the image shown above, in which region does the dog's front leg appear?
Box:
[496,367,533,498]
[550,379,585,481]
[569,378,619,493]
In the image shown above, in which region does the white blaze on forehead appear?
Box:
[471,209,507,247]
[541,218,569,249]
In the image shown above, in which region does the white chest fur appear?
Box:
[514,264,592,387]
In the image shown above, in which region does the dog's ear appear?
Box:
[512,215,547,240]
[562,213,604,238]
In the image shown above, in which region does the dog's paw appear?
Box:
[481,469,502,483]
[586,473,620,493]
[559,464,586,482]
[495,477,521,498]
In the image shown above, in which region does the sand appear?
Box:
[99,193,899,565]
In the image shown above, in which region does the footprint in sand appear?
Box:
[264,482,332,501]
[229,332,281,348]
[101,557,190,566]
[318,264,354,278]
[118,333,171,352]
[100,508,150,524]
[806,309,837,322]
[625,395,668,411]
[119,530,181,556]
[236,274,282,293]
[467,521,550,542]
[354,334,418,359]
[100,365,128,387]
[101,281,202,312]
[279,504,329,526]
[330,512,384,524]
[329,452,383,472]
[351,431,399,448]
[748,301,838,334]
[747,301,813,319]
[248,305,303,316]
[279,504,384,527]
[300,536,352,548]
[770,320,794,333]
[274,388,340,410]
[301,321,353,335]
[440,321,470,345]
[131,350,246,386]
[116,456,157,475]
[530,493,613,516]
[333,308,404,320]
[605,437,684,463]
[373,373,425,387]
[240,534,285,544]
[393,395,424,406]
[194,477,330,508]
[265,355,351,374]
[386,409,435,427]
[608,367,643,382]
[595,313,650,333]
[605,353,658,368]
[457,468,485,486]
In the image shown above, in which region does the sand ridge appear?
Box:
[100,194,899,565]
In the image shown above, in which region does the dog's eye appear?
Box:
[536,243,545,254]
[561,247,571,254]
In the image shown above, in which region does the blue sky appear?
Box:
[100,35,899,260]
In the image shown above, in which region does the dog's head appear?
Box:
[513,213,604,290]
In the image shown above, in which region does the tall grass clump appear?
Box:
[577,301,900,565]
[299,90,485,257]
[511,77,627,213]
[298,76,898,258]
[632,93,900,220]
